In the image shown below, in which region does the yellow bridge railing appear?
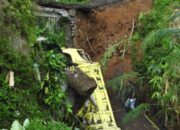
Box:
[62,48,120,130]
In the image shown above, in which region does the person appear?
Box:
[125,92,136,112]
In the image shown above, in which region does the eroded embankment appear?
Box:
[74,1,156,129]
[74,0,152,80]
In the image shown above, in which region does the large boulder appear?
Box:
[66,67,97,96]
[65,67,97,113]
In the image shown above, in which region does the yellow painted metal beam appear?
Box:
[62,48,120,130]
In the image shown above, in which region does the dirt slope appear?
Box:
[74,0,156,129]
[74,0,152,80]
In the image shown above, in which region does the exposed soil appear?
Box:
[74,0,152,79]
[74,0,156,129]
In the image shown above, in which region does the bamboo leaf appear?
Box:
[142,28,180,51]
[123,103,150,123]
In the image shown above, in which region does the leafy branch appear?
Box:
[123,103,150,123]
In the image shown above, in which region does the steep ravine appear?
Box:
[74,0,157,129]
[74,0,152,80]
[35,0,157,129]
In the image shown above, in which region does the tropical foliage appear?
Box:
[122,103,150,123]
[0,0,72,129]
[4,0,36,44]
[107,72,138,102]
[34,13,73,121]
[131,0,180,129]
[26,119,71,130]
[100,38,129,71]
[9,119,71,130]
[104,0,180,129]
[39,50,72,119]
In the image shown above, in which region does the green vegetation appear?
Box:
[0,41,33,87]
[9,119,71,130]
[100,40,121,70]
[129,0,180,129]
[0,0,72,129]
[102,0,180,129]
[1,0,179,129]
[0,1,38,126]
[4,0,36,44]
[34,15,73,121]
[107,72,138,102]
[0,80,43,128]
[122,103,150,123]
[100,38,130,71]
[36,16,66,46]
[39,50,72,119]
[26,119,71,130]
